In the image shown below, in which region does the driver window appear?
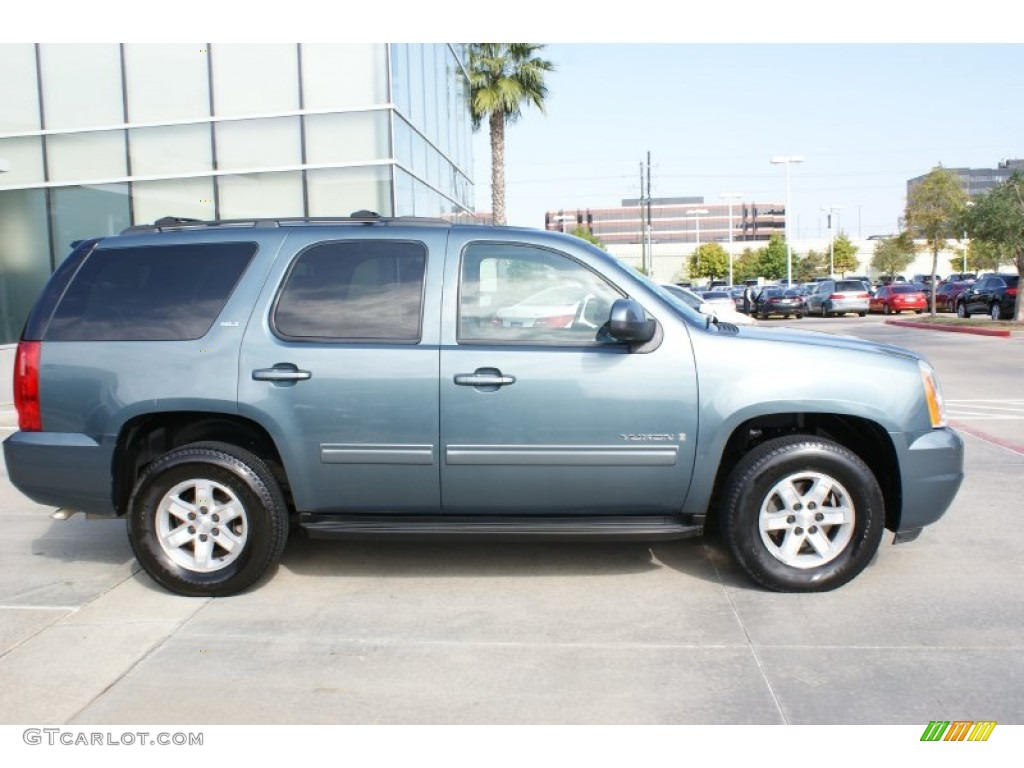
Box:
[458,243,622,344]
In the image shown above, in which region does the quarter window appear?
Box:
[45,242,256,341]
[458,243,622,344]
[274,240,426,342]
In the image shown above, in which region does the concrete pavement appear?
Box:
[1,406,1022,725]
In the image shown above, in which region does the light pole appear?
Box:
[720,193,742,286]
[687,208,709,284]
[770,155,804,285]
[962,201,975,274]
[821,204,841,277]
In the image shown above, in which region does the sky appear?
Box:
[472,42,1024,239]
[9,3,1020,243]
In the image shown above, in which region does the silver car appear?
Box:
[805,279,870,317]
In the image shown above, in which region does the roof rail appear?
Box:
[120,211,454,235]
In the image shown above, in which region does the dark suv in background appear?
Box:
[956,274,1019,320]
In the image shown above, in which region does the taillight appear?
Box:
[13,341,42,432]
[535,315,575,328]
[1008,288,1018,297]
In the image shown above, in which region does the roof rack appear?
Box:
[120,211,454,235]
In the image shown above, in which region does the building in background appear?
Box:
[0,43,474,347]
[545,197,784,245]
[907,158,1024,201]
[545,197,785,281]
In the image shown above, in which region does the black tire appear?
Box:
[858,312,866,317]
[127,441,289,597]
[957,301,969,318]
[882,303,891,315]
[821,304,829,318]
[719,435,885,592]
[990,303,1002,321]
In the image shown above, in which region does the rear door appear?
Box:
[238,227,446,514]
[438,234,698,516]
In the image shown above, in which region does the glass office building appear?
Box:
[0,43,474,345]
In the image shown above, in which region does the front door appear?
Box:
[439,238,698,516]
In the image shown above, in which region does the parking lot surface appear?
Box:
[1,316,1023,726]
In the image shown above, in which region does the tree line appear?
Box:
[872,166,1024,319]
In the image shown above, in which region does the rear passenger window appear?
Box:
[273,240,426,342]
[45,242,256,341]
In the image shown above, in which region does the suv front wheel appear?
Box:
[127,441,289,597]
[720,435,884,592]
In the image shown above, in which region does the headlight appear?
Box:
[919,360,948,429]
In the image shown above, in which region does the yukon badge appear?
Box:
[620,433,686,442]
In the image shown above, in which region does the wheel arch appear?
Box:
[113,412,290,517]
[702,413,901,534]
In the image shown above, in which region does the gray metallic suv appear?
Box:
[4,215,964,596]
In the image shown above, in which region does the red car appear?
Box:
[870,284,927,314]
[934,279,975,312]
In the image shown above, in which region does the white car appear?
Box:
[661,285,757,325]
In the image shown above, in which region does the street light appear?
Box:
[821,204,841,277]
[687,208,709,283]
[770,155,804,285]
[720,193,742,286]
[962,201,976,274]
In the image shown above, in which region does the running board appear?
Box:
[300,513,704,542]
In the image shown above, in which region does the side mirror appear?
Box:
[608,298,656,343]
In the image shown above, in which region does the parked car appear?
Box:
[4,215,962,596]
[934,280,975,313]
[494,283,609,330]
[804,279,870,317]
[661,284,756,325]
[945,272,977,284]
[869,284,927,315]
[700,290,737,311]
[956,274,1020,320]
[753,287,804,319]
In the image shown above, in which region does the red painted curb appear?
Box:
[950,420,1024,456]
[884,319,1012,337]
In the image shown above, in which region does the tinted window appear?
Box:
[891,285,921,294]
[46,242,256,341]
[274,240,426,342]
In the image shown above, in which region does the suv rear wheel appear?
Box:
[720,435,884,592]
[127,441,289,597]
[990,303,1002,321]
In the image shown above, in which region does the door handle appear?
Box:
[252,364,312,382]
[454,369,516,388]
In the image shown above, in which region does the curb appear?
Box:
[885,319,1013,337]
[950,420,1024,457]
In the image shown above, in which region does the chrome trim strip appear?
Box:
[445,445,678,467]
[321,444,435,465]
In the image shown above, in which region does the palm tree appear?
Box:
[468,44,554,226]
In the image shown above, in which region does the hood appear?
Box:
[718,322,922,362]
